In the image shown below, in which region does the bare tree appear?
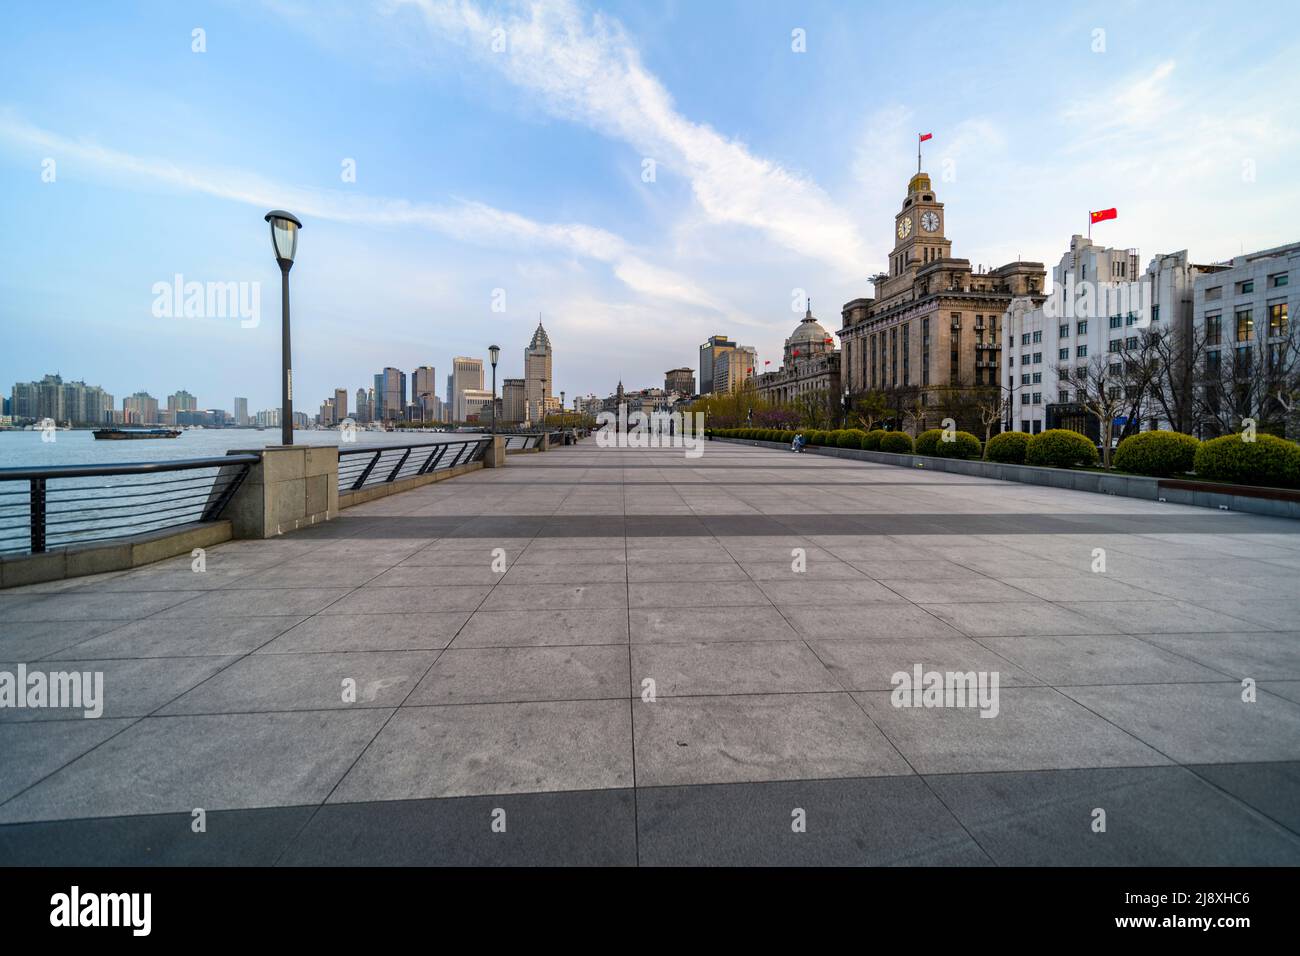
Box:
[1056,356,1127,468]
[848,390,895,432]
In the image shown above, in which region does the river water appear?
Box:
[0,428,484,469]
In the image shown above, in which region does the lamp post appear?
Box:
[264,210,302,446]
[541,375,549,430]
[488,344,500,435]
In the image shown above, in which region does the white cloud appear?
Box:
[393,0,869,276]
[0,113,724,312]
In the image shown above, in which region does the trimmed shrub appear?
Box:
[984,431,1031,464]
[1025,429,1099,469]
[805,430,824,446]
[1113,431,1200,477]
[839,428,866,448]
[935,430,982,460]
[879,432,914,454]
[861,429,887,451]
[1194,433,1300,488]
[914,428,945,456]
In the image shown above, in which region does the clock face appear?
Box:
[897,216,912,239]
[921,211,940,232]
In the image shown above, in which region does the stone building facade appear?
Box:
[839,169,1045,432]
[755,306,841,407]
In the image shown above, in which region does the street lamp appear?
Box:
[488,344,500,434]
[265,210,302,446]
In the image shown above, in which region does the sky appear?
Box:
[2,0,1297,413]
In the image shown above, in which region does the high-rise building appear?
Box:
[461,388,494,423]
[233,397,249,425]
[451,357,485,422]
[712,346,758,395]
[9,374,113,425]
[373,368,406,422]
[411,365,438,421]
[501,378,526,423]
[319,398,336,425]
[665,367,696,396]
[354,388,369,423]
[168,390,198,413]
[524,321,552,423]
[699,335,736,395]
[333,388,348,422]
[123,391,160,425]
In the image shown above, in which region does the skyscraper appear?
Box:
[374,368,406,422]
[699,335,736,394]
[355,388,369,423]
[333,388,348,421]
[524,320,552,423]
[450,357,484,422]
[233,396,248,425]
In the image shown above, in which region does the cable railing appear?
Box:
[337,438,492,495]
[0,455,259,556]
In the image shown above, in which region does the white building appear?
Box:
[1193,241,1298,435]
[1002,235,1202,435]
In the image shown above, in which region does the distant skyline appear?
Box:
[3,0,1298,409]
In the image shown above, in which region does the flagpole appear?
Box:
[917,135,922,174]
[1087,211,1091,242]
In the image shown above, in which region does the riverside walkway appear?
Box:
[3,437,1300,865]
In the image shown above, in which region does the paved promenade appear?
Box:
[3,438,1300,865]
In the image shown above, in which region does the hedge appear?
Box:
[914,429,944,457]
[1024,429,1099,468]
[984,431,1031,464]
[1193,433,1300,488]
[1112,431,1200,477]
[862,429,887,451]
[935,430,982,460]
[879,432,914,454]
[839,428,867,448]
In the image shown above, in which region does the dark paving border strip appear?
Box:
[5,762,1297,866]
[324,512,1300,539]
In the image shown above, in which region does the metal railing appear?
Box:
[0,455,259,556]
[503,434,542,451]
[337,438,491,495]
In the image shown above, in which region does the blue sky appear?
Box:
[2,0,1297,413]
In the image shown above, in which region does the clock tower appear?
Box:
[886,172,951,290]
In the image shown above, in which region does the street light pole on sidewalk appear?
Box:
[265,210,303,446]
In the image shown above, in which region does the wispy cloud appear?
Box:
[391,0,869,276]
[0,112,725,312]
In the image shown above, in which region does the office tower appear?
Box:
[451,357,485,422]
[524,321,552,423]
[501,378,526,423]
[665,367,695,395]
[234,397,248,425]
[411,365,438,421]
[333,388,348,421]
[699,335,736,394]
[374,368,406,422]
[712,345,758,395]
[461,388,494,423]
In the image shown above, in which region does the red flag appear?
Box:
[824,337,834,344]
[746,367,753,374]
[919,132,933,142]
[764,360,771,365]
[792,349,800,357]
[1090,208,1117,224]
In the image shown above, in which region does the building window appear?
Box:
[1151,305,1160,322]
[1205,286,1222,301]
[1032,330,1042,343]
[1125,336,1138,350]
[1205,314,1222,346]
[1059,390,1070,403]
[1236,309,1254,342]
[1058,348,1069,361]
[1109,339,1122,353]
[1077,321,1088,335]
[1059,323,1069,338]
[1238,280,1254,295]
[1021,394,1030,405]
[1125,312,1138,325]
[1032,372,1042,384]
[902,323,910,386]
[1076,345,1088,358]
[951,312,961,329]
[1021,373,1031,385]
[1269,302,1289,337]
[1021,333,1030,346]
[1270,273,1289,288]
[1032,392,1041,404]
[1110,316,1122,329]
[1032,352,1042,364]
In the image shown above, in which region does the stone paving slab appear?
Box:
[3,438,1299,864]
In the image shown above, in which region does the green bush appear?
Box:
[839,428,866,448]
[1025,429,1099,469]
[984,431,1031,464]
[861,429,887,451]
[935,430,982,460]
[1113,431,1200,476]
[805,430,824,446]
[879,432,914,454]
[914,428,944,456]
[1194,433,1300,488]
